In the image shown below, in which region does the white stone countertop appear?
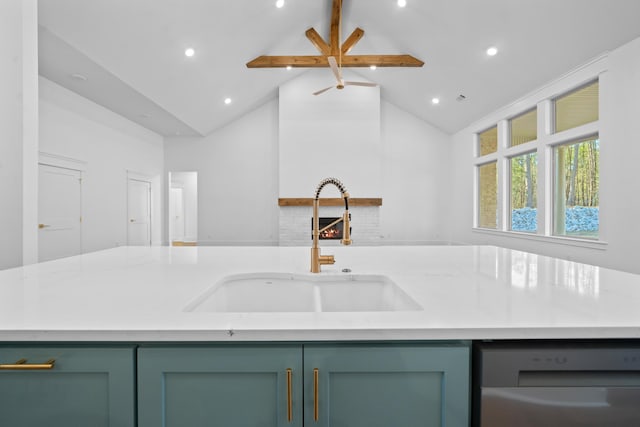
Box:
[1,245,640,342]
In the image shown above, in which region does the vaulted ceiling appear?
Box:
[38,0,640,137]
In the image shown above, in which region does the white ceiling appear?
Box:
[38,0,640,137]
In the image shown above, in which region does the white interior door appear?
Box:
[127,178,151,246]
[170,187,185,242]
[38,164,82,262]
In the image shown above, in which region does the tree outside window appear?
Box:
[554,136,599,238]
[510,152,538,232]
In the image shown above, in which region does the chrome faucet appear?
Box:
[311,178,351,273]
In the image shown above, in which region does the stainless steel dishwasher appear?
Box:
[475,342,640,426]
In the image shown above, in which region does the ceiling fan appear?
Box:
[246,0,424,70]
[313,55,377,95]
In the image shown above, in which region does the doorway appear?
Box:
[169,172,197,246]
[170,187,185,242]
[127,177,152,246]
[38,163,82,262]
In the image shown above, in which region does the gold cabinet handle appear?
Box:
[0,358,56,370]
[38,224,50,229]
[313,368,319,421]
[286,368,293,422]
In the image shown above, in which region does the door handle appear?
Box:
[130,219,135,223]
[313,368,319,421]
[0,358,56,370]
[286,368,293,422]
[38,224,50,229]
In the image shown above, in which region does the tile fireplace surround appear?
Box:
[278,199,382,246]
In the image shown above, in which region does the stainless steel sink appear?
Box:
[185,273,421,313]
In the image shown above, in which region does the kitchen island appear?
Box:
[1,245,639,341]
[2,245,640,427]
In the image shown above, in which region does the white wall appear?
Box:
[380,101,451,244]
[21,0,39,266]
[448,36,640,274]
[164,100,280,246]
[279,70,381,198]
[164,74,451,246]
[0,0,38,270]
[597,36,640,273]
[39,77,164,253]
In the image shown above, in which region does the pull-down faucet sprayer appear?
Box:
[311,178,351,273]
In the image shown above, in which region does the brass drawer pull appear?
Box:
[313,368,319,421]
[286,368,293,422]
[0,358,56,370]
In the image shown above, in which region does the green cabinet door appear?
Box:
[138,345,303,427]
[304,343,469,427]
[0,346,135,427]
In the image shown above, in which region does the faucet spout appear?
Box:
[311,178,351,273]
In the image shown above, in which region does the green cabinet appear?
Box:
[306,344,469,427]
[0,342,469,426]
[0,346,135,427]
[138,342,469,427]
[138,345,303,427]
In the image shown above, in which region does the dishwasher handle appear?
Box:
[518,370,640,387]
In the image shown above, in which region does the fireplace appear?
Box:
[278,203,380,246]
[312,216,351,240]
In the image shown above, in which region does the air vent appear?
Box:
[69,73,88,82]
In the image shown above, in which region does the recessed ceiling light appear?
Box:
[286,65,292,70]
[397,0,407,7]
[224,98,232,105]
[486,46,498,56]
[370,65,377,70]
[185,48,195,57]
[431,98,440,105]
[276,0,285,8]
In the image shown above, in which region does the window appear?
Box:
[478,126,497,156]
[473,77,600,243]
[553,136,600,239]
[554,80,599,133]
[510,109,537,147]
[478,162,497,229]
[510,152,538,232]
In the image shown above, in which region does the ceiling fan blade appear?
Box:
[344,81,378,87]
[327,56,342,84]
[313,86,334,96]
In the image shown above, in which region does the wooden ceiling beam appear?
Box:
[341,54,424,67]
[246,0,425,69]
[247,54,424,68]
[330,0,341,55]
[341,27,364,54]
[246,55,329,68]
[305,28,331,55]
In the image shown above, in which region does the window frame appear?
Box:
[551,134,600,239]
[473,77,603,246]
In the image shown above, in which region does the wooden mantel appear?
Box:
[278,198,382,207]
